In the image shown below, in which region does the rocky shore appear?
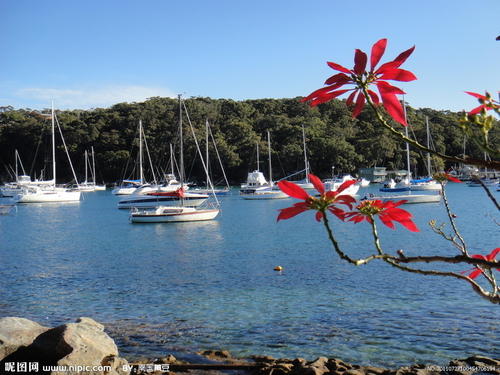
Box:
[1,317,498,375]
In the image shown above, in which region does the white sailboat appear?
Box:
[192,119,231,195]
[410,117,442,192]
[282,124,315,190]
[17,103,81,203]
[130,95,218,222]
[241,131,288,200]
[369,101,441,204]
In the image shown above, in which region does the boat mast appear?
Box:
[206,118,209,189]
[139,120,144,184]
[91,146,96,184]
[84,150,88,184]
[425,116,431,177]
[51,101,56,187]
[256,142,260,171]
[169,143,174,175]
[403,99,411,181]
[178,95,184,187]
[302,124,309,182]
[267,131,272,184]
[15,150,18,183]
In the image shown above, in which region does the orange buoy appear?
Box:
[274,266,283,271]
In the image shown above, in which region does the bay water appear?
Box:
[0,184,498,366]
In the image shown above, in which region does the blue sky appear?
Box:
[1,0,499,112]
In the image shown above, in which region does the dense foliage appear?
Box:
[0,97,494,185]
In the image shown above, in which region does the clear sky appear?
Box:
[1,0,499,112]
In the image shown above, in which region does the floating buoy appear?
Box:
[274,266,283,271]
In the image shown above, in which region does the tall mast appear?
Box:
[52,101,56,186]
[403,99,411,181]
[206,118,209,189]
[139,120,144,184]
[169,143,174,175]
[178,95,184,186]
[256,142,260,171]
[84,150,88,183]
[15,150,18,182]
[302,124,309,182]
[91,146,96,184]
[425,116,431,177]
[267,131,272,184]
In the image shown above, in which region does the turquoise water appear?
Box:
[0,185,498,366]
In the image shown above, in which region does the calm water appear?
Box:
[0,185,498,366]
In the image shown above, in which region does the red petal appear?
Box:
[327,61,352,74]
[376,81,406,95]
[302,85,343,102]
[392,45,416,67]
[308,174,325,194]
[468,269,483,279]
[367,90,380,105]
[328,206,347,221]
[377,84,406,125]
[468,105,485,115]
[325,73,351,85]
[352,92,366,118]
[486,247,500,260]
[278,180,310,200]
[346,90,358,106]
[310,90,351,106]
[334,195,357,209]
[336,179,357,194]
[353,49,367,75]
[445,173,462,183]
[315,211,324,222]
[370,39,387,71]
[465,91,487,100]
[277,205,308,221]
[380,69,417,82]
[379,214,396,229]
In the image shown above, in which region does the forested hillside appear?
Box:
[0,97,492,185]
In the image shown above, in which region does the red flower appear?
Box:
[461,248,500,279]
[343,199,419,232]
[301,39,416,126]
[465,91,500,115]
[277,174,356,222]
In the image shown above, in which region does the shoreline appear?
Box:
[1,317,498,375]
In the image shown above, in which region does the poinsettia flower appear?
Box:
[461,248,500,279]
[465,91,500,115]
[343,199,419,232]
[277,174,356,222]
[301,38,416,126]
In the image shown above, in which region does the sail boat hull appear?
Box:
[18,188,81,203]
[130,206,219,223]
[117,192,208,209]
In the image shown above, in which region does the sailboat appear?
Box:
[241,131,288,200]
[240,141,272,194]
[77,148,105,191]
[369,101,441,204]
[130,95,219,222]
[17,103,81,203]
[410,117,442,191]
[192,119,230,195]
[112,120,149,195]
[281,124,315,190]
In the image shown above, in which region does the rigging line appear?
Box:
[207,120,230,189]
[54,113,79,185]
[141,124,157,185]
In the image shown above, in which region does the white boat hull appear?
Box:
[130,207,219,223]
[241,191,289,200]
[375,193,441,204]
[112,187,138,195]
[410,183,442,191]
[18,190,81,203]
[118,193,208,209]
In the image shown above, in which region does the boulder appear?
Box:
[1,317,129,375]
[0,317,49,360]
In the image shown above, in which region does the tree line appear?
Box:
[0,97,495,185]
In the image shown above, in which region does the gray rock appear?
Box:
[0,317,48,360]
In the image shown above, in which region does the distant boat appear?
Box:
[129,95,218,222]
[130,206,219,223]
[467,178,499,187]
[358,178,370,188]
[379,179,411,192]
[17,103,81,203]
[363,192,441,204]
[240,141,273,194]
[283,124,315,190]
[77,148,106,192]
[240,131,288,200]
[323,174,360,197]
